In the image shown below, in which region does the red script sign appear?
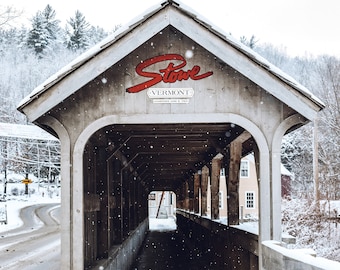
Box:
[126,54,213,93]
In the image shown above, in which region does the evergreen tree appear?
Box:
[240,35,258,49]
[27,12,49,54]
[87,25,108,46]
[41,4,60,41]
[26,5,60,55]
[66,10,90,51]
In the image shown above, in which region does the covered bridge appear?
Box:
[18,1,324,269]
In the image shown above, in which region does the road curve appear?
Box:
[0,203,61,270]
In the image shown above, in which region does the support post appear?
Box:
[111,158,122,244]
[194,172,200,214]
[313,117,320,212]
[227,141,242,225]
[211,154,223,220]
[122,169,130,239]
[188,175,194,212]
[201,166,209,216]
[184,181,189,211]
[129,175,136,230]
[96,146,109,258]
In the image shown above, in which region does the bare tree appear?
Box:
[0,6,22,27]
[313,56,340,201]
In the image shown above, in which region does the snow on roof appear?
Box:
[17,1,166,109]
[18,0,324,111]
[0,122,58,141]
[281,164,292,176]
[244,154,292,176]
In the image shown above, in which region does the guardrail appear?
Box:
[176,210,258,269]
[176,209,340,270]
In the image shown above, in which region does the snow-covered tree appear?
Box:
[240,35,258,49]
[66,10,90,51]
[26,5,60,55]
[313,56,340,201]
[281,127,314,198]
[41,5,60,41]
[87,25,108,46]
[0,24,79,124]
[0,136,61,183]
[257,43,340,202]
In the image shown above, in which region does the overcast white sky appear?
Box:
[2,0,340,57]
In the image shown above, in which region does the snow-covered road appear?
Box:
[0,203,61,270]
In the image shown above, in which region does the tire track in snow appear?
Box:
[0,203,60,269]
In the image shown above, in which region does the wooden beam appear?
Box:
[211,155,223,220]
[96,146,109,258]
[193,173,200,214]
[184,181,189,211]
[201,166,209,216]
[227,141,242,225]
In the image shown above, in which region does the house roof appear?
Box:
[17,0,324,120]
[281,164,292,176]
[0,122,58,141]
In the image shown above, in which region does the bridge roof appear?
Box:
[17,0,324,121]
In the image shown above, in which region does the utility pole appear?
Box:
[156,191,165,218]
[3,139,8,199]
[313,117,320,212]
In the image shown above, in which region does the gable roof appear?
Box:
[17,0,324,121]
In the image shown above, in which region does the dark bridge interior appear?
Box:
[91,123,255,192]
[83,122,257,268]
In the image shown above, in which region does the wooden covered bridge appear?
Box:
[18,1,327,269]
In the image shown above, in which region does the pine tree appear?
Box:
[240,35,258,49]
[42,4,60,41]
[66,10,90,51]
[87,25,108,46]
[26,5,60,55]
[27,12,47,54]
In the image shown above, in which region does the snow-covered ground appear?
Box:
[0,175,60,232]
[0,196,60,232]
[149,216,177,231]
[0,193,61,270]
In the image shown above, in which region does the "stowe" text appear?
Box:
[126,54,213,93]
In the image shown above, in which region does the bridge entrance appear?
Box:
[83,121,260,269]
[18,1,323,269]
[82,122,258,267]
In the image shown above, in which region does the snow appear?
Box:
[263,240,340,269]
[149,216,177,231]
[0,196,60,233]
[17,0,325,112]
[1,188,339,269]
[233,222,259,235]
[0,122,58,141]
[281,163,292,176]
[0,180,60,233]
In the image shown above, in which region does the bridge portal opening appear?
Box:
[82,122,259,268]
[148,191,177,231]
